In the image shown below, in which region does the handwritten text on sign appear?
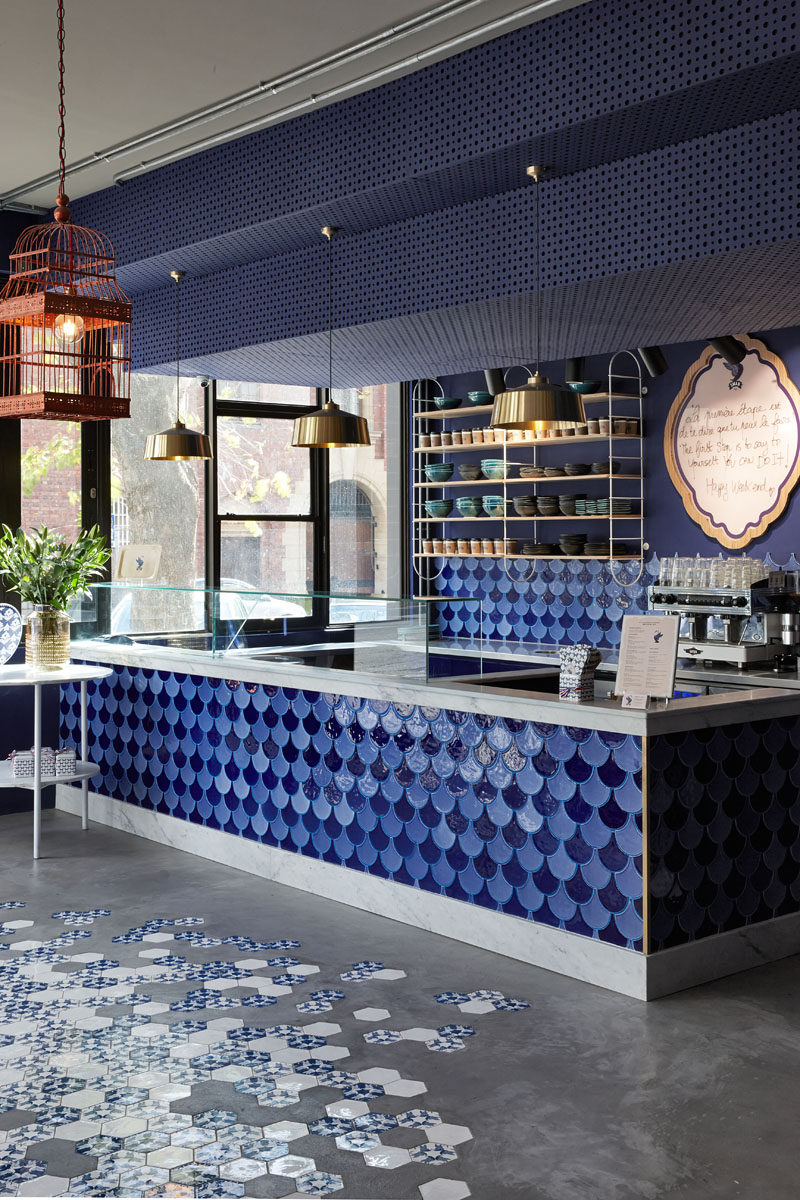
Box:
[664,337,800,548]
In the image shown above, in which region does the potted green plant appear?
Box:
[0,525,110,669]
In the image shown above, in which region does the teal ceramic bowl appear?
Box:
[425,499,453,518]
[433,395,461,410]
[466,390,492,406]
[568,380,603,395]
[481,458,508,480]
[482,495,509,517]
[457,463,482,481]
[424,462,454,483]
[456,497,483,518]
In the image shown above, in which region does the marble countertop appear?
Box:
[69,639,800,736]
[431,637,800,689]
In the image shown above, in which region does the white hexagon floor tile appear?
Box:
[418,1179,472,1199]
[352,1008,391,1022]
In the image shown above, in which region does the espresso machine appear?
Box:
[648,558,800,670]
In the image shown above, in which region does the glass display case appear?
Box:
[70,584,488,683]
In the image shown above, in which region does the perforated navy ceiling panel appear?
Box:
[66,0,800,381]
[146,241,800,387]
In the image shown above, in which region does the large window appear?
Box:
[110,373,206,587]
[2,376,409,633]
[215,382,319,607]
[20,420,81,538]
[329,385,404,599]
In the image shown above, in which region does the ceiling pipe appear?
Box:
[0,0,571,210]
[1,0,482,211]
[112,0,572,185]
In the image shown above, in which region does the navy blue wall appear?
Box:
[439,325,800,562]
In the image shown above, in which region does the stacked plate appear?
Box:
[558,493,585,515]
[523,541,558,556]
[575,497,598,515]
[559,532,587,556]
[591,460,620,475]
[425,499,453,517]
[543,466,566,477]
[536,496,560,516]
[456,496,483,517]
[457,463,482,481]
[481,458,508,480]
[564,462,590,476]
[596,497,634,515]
[584,541,610,556]
[483,495,512,516]
[520,465,545,479]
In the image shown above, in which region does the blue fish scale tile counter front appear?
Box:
[59,645,800,1001]
[61,668,645,952]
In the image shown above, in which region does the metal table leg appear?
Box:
[81,680,88,830]
[33,682,41,860]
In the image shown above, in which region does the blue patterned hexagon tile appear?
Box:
[0,900,534,1198]
[61,670,645,952]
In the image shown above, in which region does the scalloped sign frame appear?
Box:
[664,336,800,549]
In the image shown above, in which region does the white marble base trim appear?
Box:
[56,785,648,1000]
[645,912,800,999]
[58,787,799,1001]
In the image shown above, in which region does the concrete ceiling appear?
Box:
[0,0,586,210]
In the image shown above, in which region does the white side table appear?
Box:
[0,663,113,859]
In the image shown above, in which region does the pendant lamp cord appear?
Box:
[175,275,181,423]
[57,0,66,198]
[171,270,185,423]
[57,0,75,288]
[328,232,333,395]
[534,173,540,376]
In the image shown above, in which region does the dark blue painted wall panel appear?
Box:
[438,324,800,561]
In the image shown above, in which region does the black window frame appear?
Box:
[0,378,411,635]
[211,380,329,634]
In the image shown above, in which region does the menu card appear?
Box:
[617,615,680,703]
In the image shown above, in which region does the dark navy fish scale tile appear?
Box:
[648,723,800,952]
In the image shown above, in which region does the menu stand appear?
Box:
[0,663,112,859]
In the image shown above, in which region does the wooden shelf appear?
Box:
[413,404,493,419]
[415,435,641,453]
[413,552,642,561]
[414,473,641,488]
[415,513,639,522]
[412,394,639,421]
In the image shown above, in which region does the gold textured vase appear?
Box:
[25,606,70,670]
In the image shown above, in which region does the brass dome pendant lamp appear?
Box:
[491,166,586,432]
[145,270,212,461]
[292,227,371,449]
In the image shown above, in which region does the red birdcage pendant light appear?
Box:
[0,0,131,422]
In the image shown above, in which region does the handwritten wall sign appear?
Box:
[664,336,800,548]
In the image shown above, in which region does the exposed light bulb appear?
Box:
[53,312,85,344]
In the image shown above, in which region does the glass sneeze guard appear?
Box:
[70,583,484,684]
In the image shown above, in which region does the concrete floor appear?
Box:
[1,809,799,1199]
